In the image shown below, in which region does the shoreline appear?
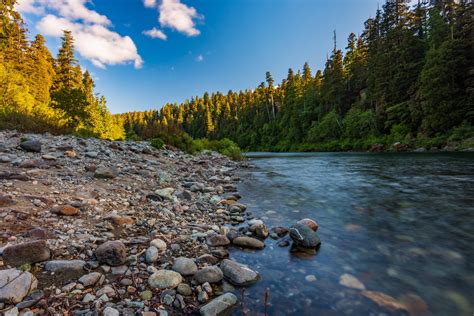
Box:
[0,131,278,315]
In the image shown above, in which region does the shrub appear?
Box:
[150,138,165,149]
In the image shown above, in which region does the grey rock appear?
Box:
[194,266,223,284]
[78,272,102,287]
[20,140,41,153]
[220,259,259,286]
[0,269,38,304]
[289,223,321,248]
[94,166,118,179]
[44,260,86,272]
[145,246,159,263]
[103,307,120,316]
[172,257,197,276]
[199,293,238,316]
[177,283,192,296]
[148,270,182,289]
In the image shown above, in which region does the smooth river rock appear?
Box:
[94,166,118,179]
[297,218,319,232]
[199,292,238,316]
[232,236,265,249]
[289,223,321,248]
[172,257,198,276]
[3,240,51,266]
[206,234,230,247]
[19,140,41,153]
[148,270,182,289]
[95,240,128,266]
[44,260,86,272]
[339,273,366,290]
[0,269,38,304]
[220,259,260,286]
[194,266,224,284]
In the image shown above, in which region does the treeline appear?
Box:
[120,0,473,151]
[0,1,124,139]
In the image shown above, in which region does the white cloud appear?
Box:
[16,0,44,14]
[143,0,156,8]
[143,0,202,37]
[17,0,142,69]
[195,54,204,62]
[143,27,167,40]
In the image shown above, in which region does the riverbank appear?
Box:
[0,131,277,315]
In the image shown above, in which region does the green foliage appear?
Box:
[150,138,165,149]
[343,108,377,139]
[307,110,342,143]
[0,5,124,140]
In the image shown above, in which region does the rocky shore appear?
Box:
[0,131,323,316]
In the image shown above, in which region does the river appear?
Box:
[229,152,474,316]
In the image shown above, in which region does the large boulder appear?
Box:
[220,259,259,286]
[199,293,238,316]
[0,269,38,303]
[20,140,41,153]
[289,223,321,248]
[95,241,128,266]
[148,270,182,289]
[3,240,51,266]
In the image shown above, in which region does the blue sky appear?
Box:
[18,0,383,114]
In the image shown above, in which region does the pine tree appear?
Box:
[53,31,82,90]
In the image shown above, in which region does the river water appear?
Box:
[230,152,474,316]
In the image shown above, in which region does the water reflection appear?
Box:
[230,152,474,316]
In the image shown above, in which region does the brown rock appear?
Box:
[232,236,265,249]
[362,291,408,312]
[0,195,15,207]
[3,240,51,266]
[107,215,134,226]
[51,205,80,216]
[95,241,128,266]
[297,218,319,232]
[64,150,77,158]
[24,227,49,239]
[206,234,230,247]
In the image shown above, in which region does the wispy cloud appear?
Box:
[143,27,167,40]
[17,0,143,69]
[143,0,203,38]
[195,54,204,62]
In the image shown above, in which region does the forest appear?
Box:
[0,1,124,140]
[1,0,473,152]
[119,0,473,151]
